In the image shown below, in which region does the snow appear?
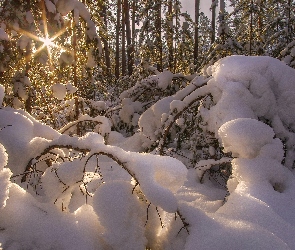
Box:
[56,0,97,40]
[93,181,147,249]
[45,0,57,13]
[26,11,34,24]
[86,48,96,68]
[52,83,67,100]
[0,84,4,105]
[218,118,275,158]
[0,28,9,41]
[66,82,77,94]
[2,55,295,249]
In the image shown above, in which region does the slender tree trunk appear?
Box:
[124,0,133,75]
[155,1,162,72]
[211,0,216,44]
[194,0,200,66]
[132,0,136,69]
[249,0,253,55]
[122,0,126,76]
[72,19,78,87]
[72,10,80,129]
[25,37,32,114]
[173,6,179,73]
[287,0,291,43]
[219,0,225,44]
[115,0,121,78]
[167,0,174,71]
[101,2,111,76]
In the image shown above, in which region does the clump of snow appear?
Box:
[0,107,59,174]
[52,83,67,100]
[25,11,34,24]
[0,84,4,105]
[56,0,98,40]
[126,152,188,212]
[0,144,7,171]
[0,184,105,249]
[139,96,174,141]
[119,98,142,125]
[66,82,77,94]
[218,118,275,158]
[170,100,185,113]
[157,70,174,89]
[0,28,9,41]
[93,181,147,249]
[86,48,96,68]
[0,143,11,209]
[91,100,106,111]
[45,0,56,13]
[17,35,30,50]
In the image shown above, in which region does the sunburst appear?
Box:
[39,36,54,48]
[15,0,73,68]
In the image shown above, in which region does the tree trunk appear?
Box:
[287,0,292,43]
[211,0,216,44]
[167,0,174,71]
[194,0,200,66]
[25,37,32,114]
[101,2,111,76]
[155,1,162,72]
[173,5,179,73]
[115,0,121,78]
[219,0,225,43]
[132,0,136,69]
[124,0,133,75]
[249,0,253,55]
[122,0,126,76]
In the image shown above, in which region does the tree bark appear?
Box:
[287,0,292,43]
[124,0,133,75]
[211,0,216,44]
[167,0,174,71]
[155,1,162,72]
[194,0,200,66]
[122,0,126,76]
[115,0,121,78]
[249,0,253,55]
[101,2,111,76]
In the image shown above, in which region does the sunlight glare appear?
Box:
[40,36,54,47]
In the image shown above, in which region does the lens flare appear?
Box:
[40,36,54,48]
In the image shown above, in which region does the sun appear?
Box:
[16,0,72,68]
[39,36,55,48]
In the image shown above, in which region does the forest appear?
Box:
[0,0,295,249]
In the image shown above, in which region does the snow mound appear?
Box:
[218,118,275,158]
[93,181,147,249]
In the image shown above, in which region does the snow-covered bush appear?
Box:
[2,56,295,249]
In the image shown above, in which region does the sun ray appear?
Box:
[14,22,72,67]
[8,0,74,70]
[41,0,49,41]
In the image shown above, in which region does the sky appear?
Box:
[182,0,213,18]
[181,0,232,19]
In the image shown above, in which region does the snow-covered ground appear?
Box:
[1,56,295,249]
